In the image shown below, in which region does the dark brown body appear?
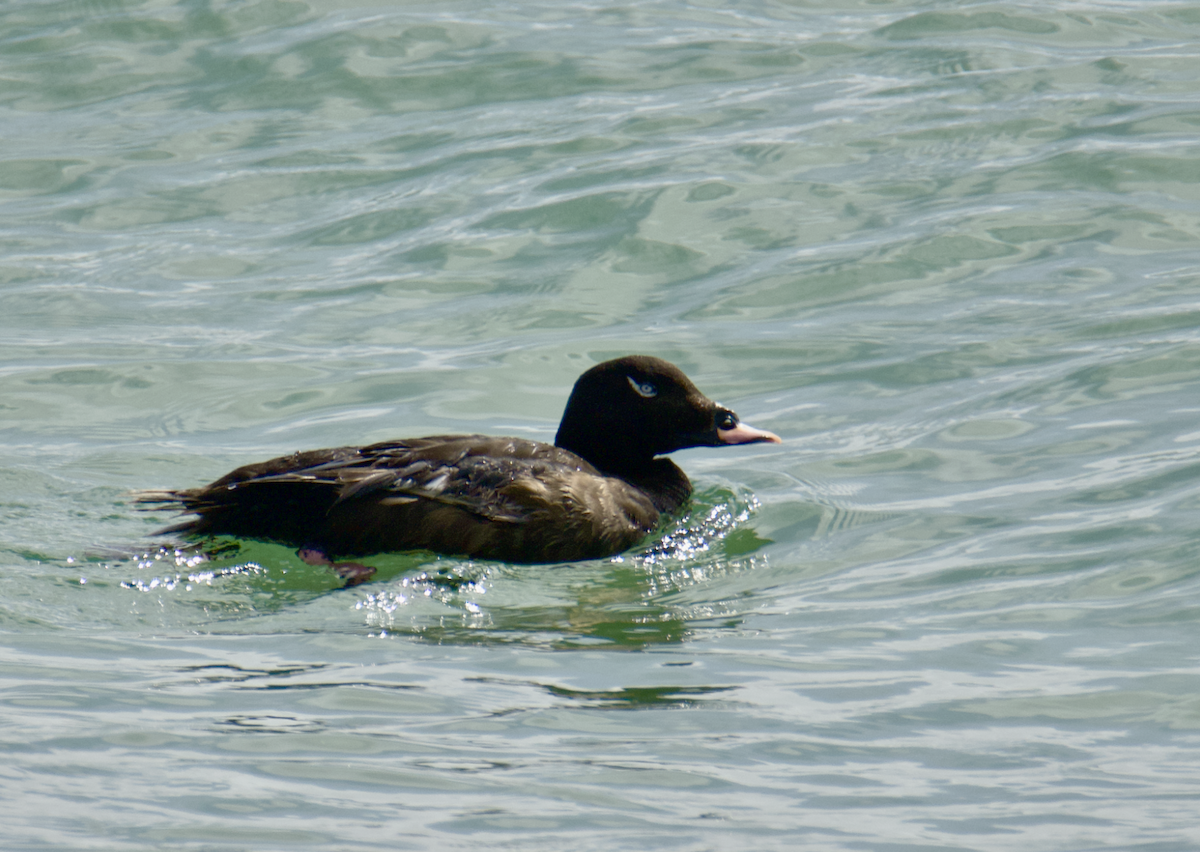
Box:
[149,435,690,562]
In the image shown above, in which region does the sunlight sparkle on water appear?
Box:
[117,546,263,593]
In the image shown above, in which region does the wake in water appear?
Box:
[96,484,775,645]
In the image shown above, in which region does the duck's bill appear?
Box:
[717,422,782,445]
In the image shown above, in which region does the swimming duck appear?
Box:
[140,355,780,564]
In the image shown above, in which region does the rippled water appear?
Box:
[4,1,1200,849]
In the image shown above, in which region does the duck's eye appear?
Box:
[718,411,737,430]
[627,376,658,398]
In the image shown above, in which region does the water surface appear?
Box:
[3,1,1200,849]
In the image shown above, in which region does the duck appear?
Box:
[139,355,780,566]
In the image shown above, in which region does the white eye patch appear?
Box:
[627,376,658,398]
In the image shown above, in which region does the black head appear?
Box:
[553,355,780,475]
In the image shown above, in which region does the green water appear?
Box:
[3,1,1200,849]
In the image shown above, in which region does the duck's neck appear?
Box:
[619,457,692,515]
[555,431,691,513]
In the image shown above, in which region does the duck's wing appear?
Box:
[200,435,594,526]
[364,436,607,522]
[331,457,532,524]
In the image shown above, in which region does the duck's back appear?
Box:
[150,435,675,563]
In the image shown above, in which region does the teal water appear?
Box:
[4,0,1200,849]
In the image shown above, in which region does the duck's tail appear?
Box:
[129,490,201,535]
[131,489,183,506]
